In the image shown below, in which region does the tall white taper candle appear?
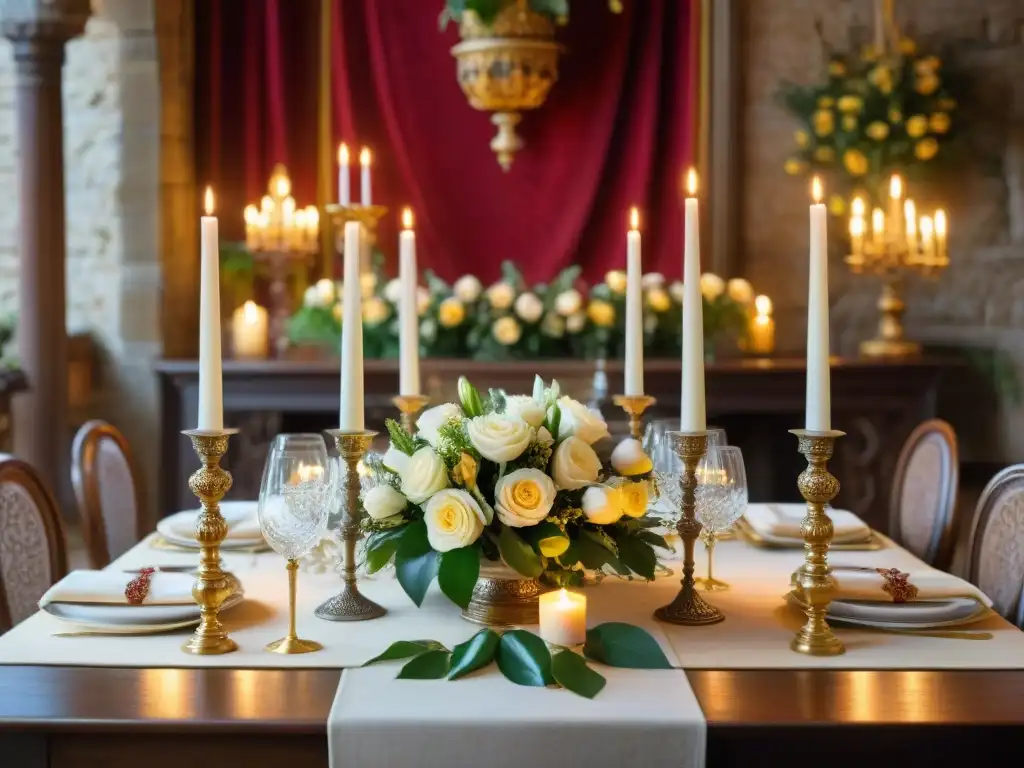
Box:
[806,176,831,431]
[359,147,372,206]
[399,208,420,396]
[681,169,706,431]
[338,143,350,206]
[340,221,365,430]
[624,207,644,396]
[198,187,223,431]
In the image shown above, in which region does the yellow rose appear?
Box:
[899,38,917,55]
[611,438,653,476]
[332,302,343,322]
[929,112,951,134]
[817,96,835,109]
[494,468,556,528]
[915,138,939,161]
[861,44,880,62]
[646,287,671,313]
[888,106,903,124]
[915,74,939,95]
[438,297,465,328]
[362,296,389,324]
[492,315,522,345]
[906,115,928,137]
[784,158,808,176]
[813,146,835,163]
[828,194,846,217]
[604,269,627,294]
[794,130,810,148]
[615,479,649,519]
[915,56,940,75]
[587,299,615,327]
[869,65,892,94]
[937,97,957,111]
[843,149,869,176]
[842,114,858,132]
[837,95,863,113]
[828,59,846,77]
[866,121,890,141]
[812,109,834,136]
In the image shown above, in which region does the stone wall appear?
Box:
[741,0,1024,462]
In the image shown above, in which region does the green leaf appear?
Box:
[437,546,481,609]
[385,418,416,455]
[575,534,615,570]
[394,548,440,607]
[397,519,431,558]
[636,530,671,550]
[584,623,673,670]
[556,540,581,568]
[496,630,553,686]
[397,649,452,679]
[448,629,500,680]
[458,376,484,417]
[616,535,658,580]
[363,639,446,666]
[498,526,544,578]
[520,521,570,558]
[551,650,606,699]
[581,527,618,553]
[364,528,406,574]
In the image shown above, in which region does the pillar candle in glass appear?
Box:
[339,221,365,431]
[681,169,706,431]
[888,174,903,243]
[232,300,269,359]
[748,295,775,355]
[805,176,831,432]
[359,147,372,206]
[398,208,420,396]
[198,187,223,431]
[539,589,587,647]
[624,206,644,396]
[338,143,350,206]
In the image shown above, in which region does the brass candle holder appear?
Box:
[392,394,430,435]
[789,428,846,656]
[325,203,389,270]
[181,428,240,655]
[315,429,387,621]
[654,431,724,625]
[612,394,656,440]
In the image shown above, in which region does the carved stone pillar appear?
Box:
[1,0,90,496]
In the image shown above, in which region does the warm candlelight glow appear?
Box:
[204,186,215,216]
[274,175,290,199]
[851,197,865,217]
[872,208,885,235]
[401,207,414,230]
[292,463,324,484]
[934,209,947,237]
[338,143,349,165]
[629,206,640,231]
[920,215,934,241]
[754,294,772,316]
[904,199,916,228]
[360,147,371,167]
[243,204,258,225]
[850,216,865,237]
[889,174,902,200]
[243,300,259,323]
[539,588,587,646]
[685,168,698,197]
[811,176,823,203]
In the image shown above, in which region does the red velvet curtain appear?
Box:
[197,0,699,282]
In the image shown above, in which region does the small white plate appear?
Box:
[786,592,991,630]
[157,502,264,549]
[42,591,244,628]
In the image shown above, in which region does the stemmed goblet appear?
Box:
[694,445,747,591]
[258,433,334,654]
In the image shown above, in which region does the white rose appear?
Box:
[541,312,565,338]
[556,396,610,445]
[726,277,754,304]
[416,286,431,316]
[611,438,654,476]
[641,272,665,289]
[314,278,335,305]
[453,274,483,303]
[360,272,377,299]
[605,269,627,294]
[536,426,554,447]
[581,485,624,525]
[494,468,556,528]
[303,285,319,308]
[504,395,546,429]
[487,281,515,310]
[382,445,410,475]
[383,278,402,304]
[552,436,602,490]
[566,312,586,334]
[669,280,685,303]
[362,484,408,521]
[400,447,449,504]
[700,272,725,301]
[416,402,462,447]
[362,296,389,324]
[492,316,522,346]
[423,488,485,552]
[514,291,543,323]
[466,414,532,463]
[554,288,583,317]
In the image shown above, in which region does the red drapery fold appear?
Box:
[197,0,699,282]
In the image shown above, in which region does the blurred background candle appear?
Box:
[748,295,775,356]
[340,221,365,430]
[399,208,420,396]
[539,589,586,646]
[198,186,223,431]
[360,147,372,206]
[624,206,643,396]
[338,143,350,205]
[681,168,706,431]
[232,300,269,359]
[806,176,830,432]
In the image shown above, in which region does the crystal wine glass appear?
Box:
[258,433,334,654]
[651,424,725,528]
[694,445,747,591]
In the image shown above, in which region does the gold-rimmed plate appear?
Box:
[735,517,884,551]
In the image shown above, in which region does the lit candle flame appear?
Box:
[243,300,259,323]
[904,199,916,229]
[360,147,371,167]
[204,186,215,216]
[754,294,772,316]
[889,174,902,200]
[849,216,864,237]
[872,208,885,235]
[629,206,640,231]
[685,168,698,197]
[556,588,572,607]
[275,176,290,200]
[338,143,349,165]
[920,215,934,240]
[934,209,947,237]
[811,176,823,203]
[243,204,258,225]
[851,196,865,217]
[402,207,414,230]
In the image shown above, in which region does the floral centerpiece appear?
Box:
[360,375,667,613]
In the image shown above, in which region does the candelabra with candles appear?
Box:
[846,174,949,359]
[243,164,321,356]
[325,144,388,274]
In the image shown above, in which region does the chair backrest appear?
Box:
[968,464,1024,621]
[72,420,144,568]
[889,419,959,569]
[0,454,67,632]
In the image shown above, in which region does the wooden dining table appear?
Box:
[1,664,1023,767]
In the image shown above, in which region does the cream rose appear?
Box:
[669,280,685,303]
[503,395,546,429]
[360,272,377,299]
[605,269,627,294]
[552,436,602,490]
[566,312,586,334]
[611,438,654,476]
[415,403,462,447]
[314,278,335,305]
[466,414,532,463]
[700,272,725,301]
[556,396,610,445]
[554,288,583,317]
[362,484,408,521]
[423,488,485,552]
[362,296,389,324]
[417,286,431,316]
[514,291,544,323]
[382,445,410,475]
[541,312,565,338]
[453,274,482,303]
[303,285,319,308]
[383,277,402,304]
[487,281,515,310]
[641,272,665,289]
[492,316,522,346]
[494,468,556,528]
[581,485,623,525]
[400,447,449,504]
[726,277,754,304]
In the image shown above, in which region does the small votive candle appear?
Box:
[232,300,269,359]
[748,295,775,356]
[539,589,587,647]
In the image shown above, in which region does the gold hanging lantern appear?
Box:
[451,0,562,171]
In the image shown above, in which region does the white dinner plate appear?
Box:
[157,502,265,550]
[42,591,244,628]
[786,592,991,630]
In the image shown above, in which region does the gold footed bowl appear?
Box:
[461,561,545,627]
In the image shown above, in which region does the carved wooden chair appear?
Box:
[0,454,68,632]
[967,464,1024,626]
[888,419,959,570]
[72,420,145,569]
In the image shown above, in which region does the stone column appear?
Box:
[1,0,90,496]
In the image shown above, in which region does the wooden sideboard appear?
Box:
[156,357,954,531]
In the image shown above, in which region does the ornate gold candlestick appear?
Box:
[316,429,386,621]
[654,431,724,625]
[181,428,240,655]
[325,203,389,271]
[789,429,845,656]
[393,394,429,435]
[612,394,656,440]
